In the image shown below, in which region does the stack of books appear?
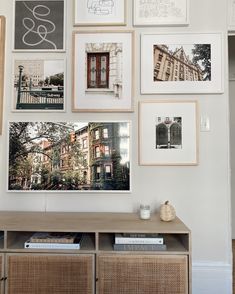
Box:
[24,232,83,249]
[113,233,166,251]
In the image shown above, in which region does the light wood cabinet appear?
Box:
[0,211,191,294]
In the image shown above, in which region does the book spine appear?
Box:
[113,244,167,251]
[115,237,164,245]
[24,242,80,249]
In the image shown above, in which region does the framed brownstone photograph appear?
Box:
[8,121,131,192]
[139,101,198,165]
[72,31,134,112]
[141,33,223,94]
[0,16,5,135]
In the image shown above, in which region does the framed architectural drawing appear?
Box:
[0,16,5,135]
[12,58,65,112]
[228,0,235,30]
[73,31,134,112]
[139,101,198,166]
[8,121,131,192]
[74,0,126,26]
[133,0,189,26]
[141,33,223,94]
[13,0,65,51]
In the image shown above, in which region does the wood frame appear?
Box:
[133,0,189,26]
[13,0,66,52]
[0,16,5,135]
[74,0,126,26]
[72,30,134,113]
[141,32,224,94]
[139,100,199,166]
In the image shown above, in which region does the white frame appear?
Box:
[13,0,66,52]
[133,0,189,26]
[7,120,132,193]
[12,57,66,113]
[141,33,224,94]
[228,0,235,31]
[74,0,126,26]
[72,31,134,112]
[0,16,5,135]
[139,101,199,166]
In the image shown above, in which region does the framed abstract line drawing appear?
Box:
[13,0,65,51]
[141,33,223,94]
[0,16,5,135]
[133,0,189,26]
[12,58,66,112]
[72,31,134,112]
[139,101,198,166]
[74,0,126,26]
[8,121,131,192]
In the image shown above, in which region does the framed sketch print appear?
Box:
[13,0,65,51]
[141,33,223,94]
[8,121,131,192]
[74,0,126,26]
[133,0,189,26]
[12,58,65,112]
[73,31,134,112]
[0,16,5,135]
[139,101,198,166]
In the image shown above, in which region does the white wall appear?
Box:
[0,0,232,293]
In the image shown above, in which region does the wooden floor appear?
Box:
[233,240,235,293]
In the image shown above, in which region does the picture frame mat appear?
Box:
[74,0,126,26]
[141,32,224,94]
[72,30,134,112]
[139,101,199,166]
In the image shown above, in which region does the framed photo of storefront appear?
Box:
[133,0,189,26]
[72,31,134,112]
[141,33,223,94]
[0,16,5,135]
[13,0,65,51]
[74,0,126,26]
[139,101,198,166]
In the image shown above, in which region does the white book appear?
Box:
[115,233,164,245]
[24,242,80,249]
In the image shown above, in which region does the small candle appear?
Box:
[140,204,151,220]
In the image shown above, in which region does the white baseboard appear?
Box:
[192,263,232,294]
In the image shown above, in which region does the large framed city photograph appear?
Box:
[13,0,65,51]
[139,101,198,166]
[72,31,134,112]
[141,33,223,94]
[8,121,131,192]
[74,0,126,26]
[0,16,5,135]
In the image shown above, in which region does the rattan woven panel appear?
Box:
[6,254,94,294]
[98,254,188,294]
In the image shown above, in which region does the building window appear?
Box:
[95,130,99,140]
[83,139,87,149]
[156,63,160,69]
[165,73,170,81]
[95,146,100,158]
[104,145,110,156]
[158,54,163,61]
[87,53,109,89]
[105,165,112,179]
[96,166,101,180]
[103,128,108,138]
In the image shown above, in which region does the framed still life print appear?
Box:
[13,0,65,51]
[139,101,198,166]
[133,0,189,26]
[72,31,134,112]
[141,33,223,94]
[0,16,5,135]
[74,0,126,26]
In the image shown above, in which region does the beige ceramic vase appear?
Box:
[160,201,176,222]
